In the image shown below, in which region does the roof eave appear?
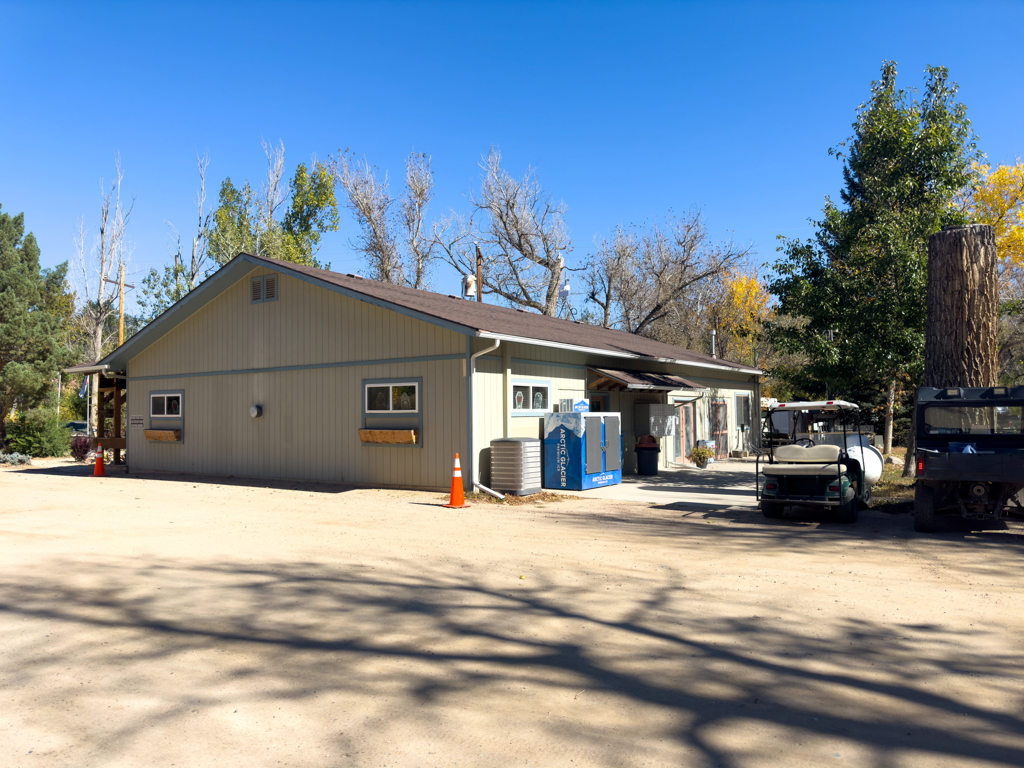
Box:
[656,356,762,375]
[476,331,640,360]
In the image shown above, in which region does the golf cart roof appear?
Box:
[769,400,860,412]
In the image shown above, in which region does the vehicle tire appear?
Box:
[836,498,858,524]
[914,483,936,533]
[761,500,784,519]
[860,486,872,509]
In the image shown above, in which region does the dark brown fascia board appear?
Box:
[245,254,481,339]
[98,252,763,376]
[96,253,481,373]
[97,258,257,372]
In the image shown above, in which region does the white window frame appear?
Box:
[364,381,420,414]
[511,379,553,416]
[735,393,751,428]
[150,393,183,418]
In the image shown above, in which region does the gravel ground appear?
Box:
[2,461,1023,768]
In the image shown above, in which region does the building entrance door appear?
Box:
[673,402,695,462]
[710,399,729,459]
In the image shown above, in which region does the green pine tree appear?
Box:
[0,205,74,445]
[769,62,981,451]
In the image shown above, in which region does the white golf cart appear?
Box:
[756,400,883,523]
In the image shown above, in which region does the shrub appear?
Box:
[687,446,716,464]
[5,409,71,457]
[70,436,91,462]
[0,452,32,466]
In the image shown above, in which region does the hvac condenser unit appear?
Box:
[490,438,543,496]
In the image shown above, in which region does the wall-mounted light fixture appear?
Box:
[250,405,263,418]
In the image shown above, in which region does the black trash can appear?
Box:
[634,435,661,476]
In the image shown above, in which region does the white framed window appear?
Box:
[736,393,751,428]
[512,381,551,413]
[365,381,419,413]
[150,393,182,417]
[251,274,279,304]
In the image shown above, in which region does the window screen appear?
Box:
[365,382,419,413]
[736,395,751,427]
[512,383,550,411]
[150,393,183,418]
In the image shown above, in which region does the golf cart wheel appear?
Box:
[836,499,858,524]
[914,483,936,533]
[761,500,784,519]
[860,486,872,510]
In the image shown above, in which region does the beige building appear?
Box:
[72,253,761,491]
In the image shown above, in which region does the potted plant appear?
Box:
[687,445,715,469]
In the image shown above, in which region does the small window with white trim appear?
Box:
[512,381,551,413]
[735,394,751,428]
[365,382,419,413]
[251,274,279,304]
[151,393,182,417]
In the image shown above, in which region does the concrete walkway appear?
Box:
[555,459,759,508]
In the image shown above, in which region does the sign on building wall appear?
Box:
[129,416,145,429]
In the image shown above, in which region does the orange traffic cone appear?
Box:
[443,453,469,508]
[93,442,105,477]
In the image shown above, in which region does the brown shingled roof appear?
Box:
[244,253,758,373]
[589,368,708,391]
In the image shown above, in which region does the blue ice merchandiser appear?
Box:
[543,412,623,491]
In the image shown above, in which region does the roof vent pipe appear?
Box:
[711,329,717,358]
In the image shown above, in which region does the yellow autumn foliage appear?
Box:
[968,160,1024,266]
[720,269,774,367]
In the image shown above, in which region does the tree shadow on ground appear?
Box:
[1,555,1022,767]
[7,464,365,495]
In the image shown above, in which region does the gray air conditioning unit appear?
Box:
[490,438,542,496]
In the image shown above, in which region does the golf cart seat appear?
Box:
[762,444,847,477]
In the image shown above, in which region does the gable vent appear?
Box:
[251,278,263,303]
[264,275,277,300]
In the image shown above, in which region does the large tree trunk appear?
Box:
[924,224,999,388]
[911,224,999,477]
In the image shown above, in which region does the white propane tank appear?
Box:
[846,445,883,486]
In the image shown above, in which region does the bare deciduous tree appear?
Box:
[337,153,403,284]
[618,212,748,338]
[338,151,436,288]
[74,155,134,365]
[584,211,749,346]
[169,152,213,292]
[585,227,636,328]
[401,153,435,289]
[258,139,288,237]
[435,148,570,316]
[140,154,215,321]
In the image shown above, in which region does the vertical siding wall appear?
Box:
[472,346,586,485]
[471,340,758,478]
[127,269,467,489]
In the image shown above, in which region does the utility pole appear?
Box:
[475,243,483,302]
[103,263,135,346]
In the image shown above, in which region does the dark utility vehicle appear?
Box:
[914,386,1024,532]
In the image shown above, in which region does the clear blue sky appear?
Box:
[3,1,1022,312]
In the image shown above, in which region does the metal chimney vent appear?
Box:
[490,438,542,495]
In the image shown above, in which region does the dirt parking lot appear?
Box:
[2,462,1023,768]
